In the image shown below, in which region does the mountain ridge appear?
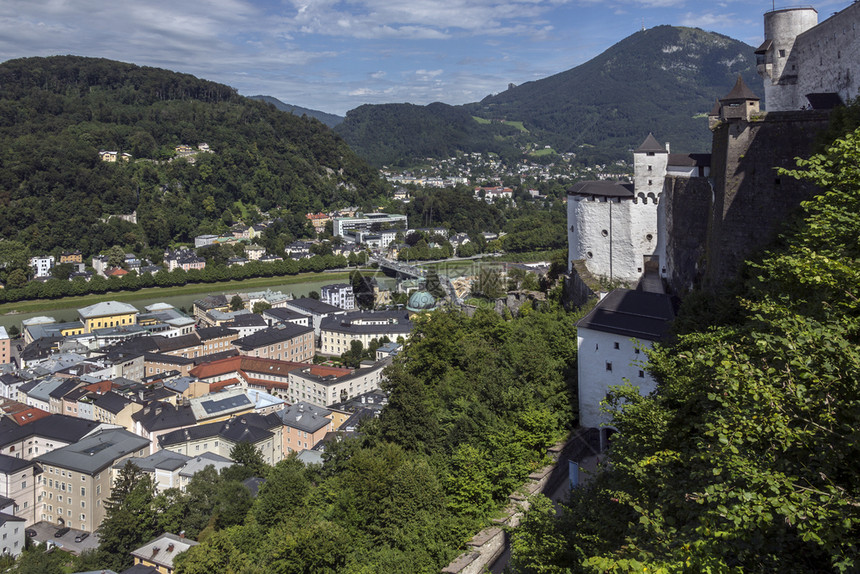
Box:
[336,25,761,167]
[248,95,344,128]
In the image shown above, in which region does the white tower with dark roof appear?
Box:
[567,134,667,284]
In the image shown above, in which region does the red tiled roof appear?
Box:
[12,407,50,425]
[107,267,129,276]
[190,355,308,381]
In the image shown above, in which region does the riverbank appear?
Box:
[0,270,353,317]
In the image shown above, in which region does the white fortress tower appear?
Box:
[567,134,666,285]
[757,4,860,112]
[756,8,818,111]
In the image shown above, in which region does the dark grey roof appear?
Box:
[193,294,228,311]
[668,153,711,167]
[36,428,150,475]
[634,133,667,154]
[158,413,278,448]
[277,401,331,433]
[263,308,308,323]
[154,334,200,353]
[567,181,635,198]
[132,402,196,432]
[0,414,101,449]
[197,326,237,341]
[0,453,36,474]
[576,288,674,341]
[198,393,252,416]
[234,323,313,350]
[722,75,759,101]
[192,349,239,365]
[120,564,159,574]
[709,99,721,116]
[93,391,132,414]
[320,311,413,336]
[48,378,81,400]
[0,374,23,387]
[144,353,195,365]
[285,297,343,315]
[242,476,265,497]
[0,512,25,526]
[224,314,267,328]
[754,38,772,55]
[113,449,190,472]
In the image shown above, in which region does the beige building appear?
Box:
[35,428,149,532]
[131,532,199,574]
[77,301,138,333]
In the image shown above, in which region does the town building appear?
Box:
[130,532,199,574]
[233,324,315,362]
[320,283,356,310]
[319,310,412,356]
[35,428,150,532]
[77,301,139,334]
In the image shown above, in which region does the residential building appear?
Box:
[159,413,283,465]
[320,283,355,310]
[163,249,205,272]
[92,391,143,431]
[0,454,38,525]
[29,255,55,278]
[306,212,331,234]
[261,308,310,328]
[0,327,9,366]
[287,358,391,407]
[319,310,412,356]
[0,414,102,462]
[233,324,314,362]
[188,355,305,398]
[35,428,150,531]
[276,401,336,454]
[59,250,83,264]
[0,513,25,557]
[189,389,254,424]
[283,297,346,338]
[130,532,199,574]
[131,402,197,455]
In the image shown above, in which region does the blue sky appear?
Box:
[0,0,852,115]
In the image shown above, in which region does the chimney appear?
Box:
[665,142,670,154]
[167,543,175,552]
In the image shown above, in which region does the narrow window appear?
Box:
[606,362,613,372]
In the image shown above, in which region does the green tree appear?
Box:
[227,441,268,480]
[229,294,245,311]
[97,461,157,571]
[106,245,126,268]
[252,301,272,314]
[6,269,27,289]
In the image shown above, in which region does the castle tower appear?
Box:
[566,134,667,285]
[631,134,666,277]
[755,8,818,111]
[719,76,761,122]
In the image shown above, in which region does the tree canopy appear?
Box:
[509,125,860,573]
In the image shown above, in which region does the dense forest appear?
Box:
[336,26,759,167]
[508,125,860,571]
[0,56,387,257]
[335,102,525,167]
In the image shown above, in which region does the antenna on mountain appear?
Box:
[641,17,645,31]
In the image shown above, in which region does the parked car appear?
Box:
[74,532,89,543]
[24,528,36,538]
[54,527,70,538]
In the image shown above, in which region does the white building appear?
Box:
[567,134,667,284]
[320,283,355,310]
[576,289,674,447]
[333,213,407,249]
[29,255,55,278]
[756,5,860,112]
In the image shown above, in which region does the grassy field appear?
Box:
[0,271,352,316]
[472,116,528,132]
[529,147,556,157]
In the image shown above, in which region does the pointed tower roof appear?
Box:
[634,133,667,154]
[721,75,759,102]
[708,99,721,116]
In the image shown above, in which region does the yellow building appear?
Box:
[131,533,198,574]
[77,301,138,333]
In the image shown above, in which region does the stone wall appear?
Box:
[662,176,712,296]
[441,429,600,574]
[705,110,829,289]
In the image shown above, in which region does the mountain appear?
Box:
[249,95,344,128]
[336,26,761,167]
[0,56,386,257]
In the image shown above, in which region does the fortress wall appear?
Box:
[662,176,712,296]
[705,111,829,288]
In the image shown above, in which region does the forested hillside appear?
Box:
[0,56,387,257]
[509,125,860,572]
[336,26,759,167]
[335,101,525,167]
